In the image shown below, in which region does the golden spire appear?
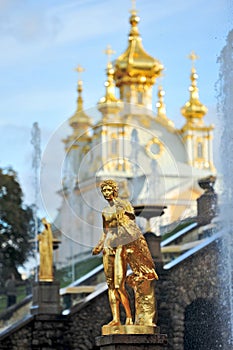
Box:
[104,44,115,65]
[181,51,207,125]
[155,85,174,128]
[98,45,122,117]
[114,3,163,88]
[129,0,140,39]
[188,51,199,67]
[68,64,92,132]
[74,65,85,112]
[100,45,118,103]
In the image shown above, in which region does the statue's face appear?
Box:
[102,185,115,200]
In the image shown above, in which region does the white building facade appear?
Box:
[54,6,215,268]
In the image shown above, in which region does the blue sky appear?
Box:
[0,0,231,219]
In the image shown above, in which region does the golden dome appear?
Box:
[69,66,92,134]
[98,61,123,115]
[181,53,207,125]
[64,66,93,147]
[181,68,207,121]
[98,45,123,118]
[69,80,92,129]
[114,9,163,87]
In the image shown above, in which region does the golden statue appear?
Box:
[93,179,158,334]
[37,218,53,282]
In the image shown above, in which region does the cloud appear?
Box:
[46,0,126,45]
[0,0,61,42]
[0,0,229,221]
[0,1,62,66]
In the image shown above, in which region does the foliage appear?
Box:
[0,284,27,314]
[0,167,35,282]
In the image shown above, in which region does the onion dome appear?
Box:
[181,52,208,126]
[68,65,92,138]
[98,46,123,118]
[114,7,163,87]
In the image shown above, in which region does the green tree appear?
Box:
[0,167,34,283]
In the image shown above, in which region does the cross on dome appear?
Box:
[131,0,137,11]
[130,0,138,15]
[104,45,116,63]
[74,64,85,81]
[188,51,199,68]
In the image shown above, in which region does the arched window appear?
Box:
[197,141,203,158]
[138,91,143,104]
[111,138,117,154]
[111,137,118,155]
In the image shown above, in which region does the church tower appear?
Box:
[63,65,92,188]
[114,4,163,112]
[179,52,215,172]
[95,46,129,174]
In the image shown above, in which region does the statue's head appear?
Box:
[100,179,118,200]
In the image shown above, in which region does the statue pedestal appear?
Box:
[30,281,61,315]
[102,324,158,335]
[96,333,168,350]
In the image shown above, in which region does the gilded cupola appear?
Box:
[114,4,163,104]
[98,46,123,120]
[181,52,208,127]
[68,65,92,140]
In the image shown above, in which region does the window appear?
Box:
[197,142,203,158]
[138,91,143,104]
